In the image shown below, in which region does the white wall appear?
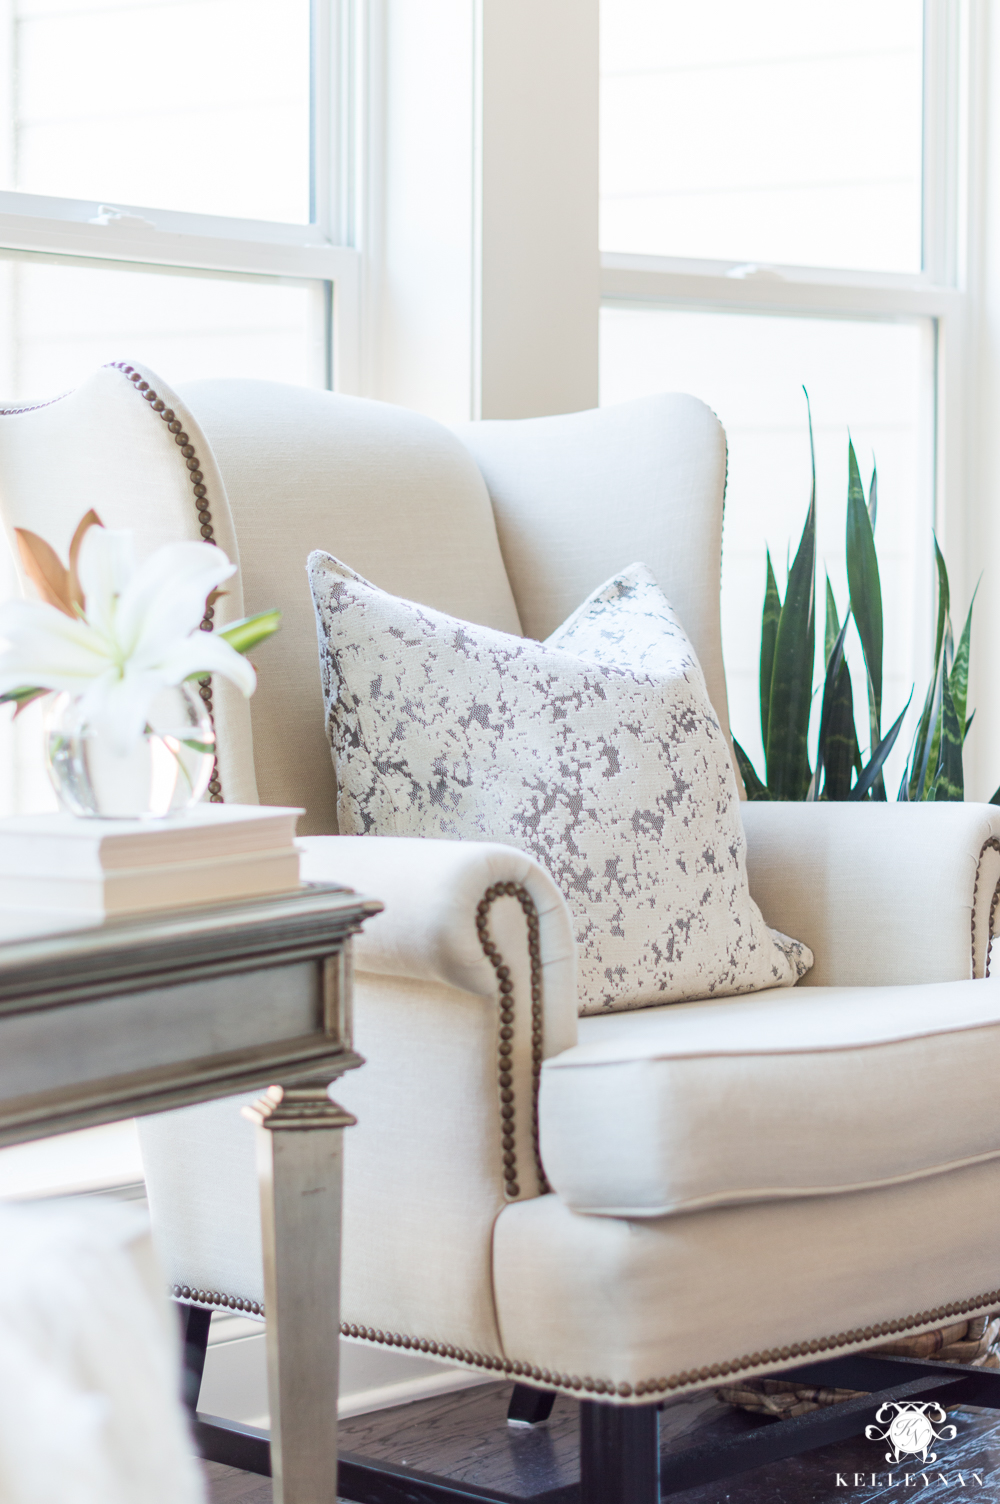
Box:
[966,0,1000,803]
[372,0,598,423]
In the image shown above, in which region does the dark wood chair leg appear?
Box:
[507,1383,557,1427]
[177,1302,213,1413]
[580,1398,660,1504]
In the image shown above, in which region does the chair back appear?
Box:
[454,393,732,759]
[0,365,735,829]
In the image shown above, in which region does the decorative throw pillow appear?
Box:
[308,553,812,1014]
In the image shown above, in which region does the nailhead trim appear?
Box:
[170,1282,263,1316]
[107,363,223,802]
[341,1288,1000,1402]
[475,882,548,1199]
[973,837,1000,979]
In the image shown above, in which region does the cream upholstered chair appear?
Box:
[3,362,1000,1502]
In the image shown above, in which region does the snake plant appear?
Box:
[733,395,974,803]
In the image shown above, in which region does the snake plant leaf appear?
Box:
[823,662,862,801]
[868,461,878,532]
[218,608,282,654]
[991,785,1000,807]
[906,539,951,800]
[965,710,975,743]
[845,436,883,745]
[813,616,848,797]
[765,403,816,799]
[816,620,860,801]
[848,692,912,802]
[760,550,782,752]
[824,574,841,666]
[733,738,772,801]
[948,578,978,743]
[932,665,965,801]
[931,535,951,666]
[920,699,944,802]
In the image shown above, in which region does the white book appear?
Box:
[0,805,304,880]
[0,847,302,916]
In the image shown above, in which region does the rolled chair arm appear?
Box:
[741,802,1000,986]
[297,834,578,1057]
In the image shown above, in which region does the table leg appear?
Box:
[245,1081,356,1504]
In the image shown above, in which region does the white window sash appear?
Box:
[0,0,364,392]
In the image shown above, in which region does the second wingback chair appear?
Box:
[3,363,1000,1501]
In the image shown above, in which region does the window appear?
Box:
[0,0,363,816]
[599,0,963,796]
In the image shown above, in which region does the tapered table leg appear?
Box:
[245,1080,356,1504]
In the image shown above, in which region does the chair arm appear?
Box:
[740,802,1000,986]
[297,834,578,1057]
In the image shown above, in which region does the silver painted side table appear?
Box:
[0,881,381,1504]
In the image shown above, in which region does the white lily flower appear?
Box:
[0,527,256,754]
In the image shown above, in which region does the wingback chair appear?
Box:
[3,362,1000,1502]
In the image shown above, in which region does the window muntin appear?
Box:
[600,0,925,273]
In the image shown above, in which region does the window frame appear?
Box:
[0,0,363,391]
[598,0,970,588]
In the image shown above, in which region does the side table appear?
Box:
[0,881,381,1504]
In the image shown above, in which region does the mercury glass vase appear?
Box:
[44,682,216,819]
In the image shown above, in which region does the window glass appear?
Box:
[600,306,934,793]
[4,0,311,223]
[601,0,925,272]
[0,252,328,397]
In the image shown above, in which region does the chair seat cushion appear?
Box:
[308,553,811,1014]
[539,978,1000,1214]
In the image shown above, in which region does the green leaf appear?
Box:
[948,578,978,744]
[932,664,965,801]
[218,608,282,654]
[760,551,782,753]
[990,784,1000,807]
[931,535,952,667]
[0,685,48,719]
[920,698,944,802]
[868,460,878,532]
[821,664,861,800]
[845,436,883,748]
[848,692,912,802]
[906,538,950,800]
[813,617,850,800]
[964,709,976,743]
[733,738,772,801]
[765,396,816,799]
[824,574,841,667]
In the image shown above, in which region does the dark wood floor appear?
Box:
[204,1379,1000,1503]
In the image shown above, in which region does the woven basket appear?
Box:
[717,1313,1000,1418]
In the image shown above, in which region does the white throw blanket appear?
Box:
[0,1198,205,1504]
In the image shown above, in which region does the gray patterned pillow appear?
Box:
[308,553,812,1014]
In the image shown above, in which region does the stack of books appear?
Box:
[0,805,304,917]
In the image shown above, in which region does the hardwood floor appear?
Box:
[203,1380,1000,1503]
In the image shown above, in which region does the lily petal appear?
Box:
[116,542,237,660]
[0,600,113,692]
[76,527,136,641]
[154,632,257,697]
[79,668,169,756]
